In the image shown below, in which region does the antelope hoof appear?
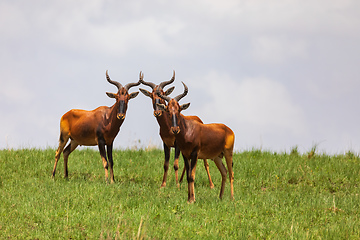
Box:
[160,182,166,188]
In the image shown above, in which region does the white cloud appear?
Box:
[180,0,360,37]
[0,80,34,105]
[251,35,308,64]
[0,1,185,57]
[51,17,184,56]
[0,0,360,154]
[191,71,307,137]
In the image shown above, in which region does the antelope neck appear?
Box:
[106,102,123,130]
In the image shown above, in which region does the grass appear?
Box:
[0,148,360,239]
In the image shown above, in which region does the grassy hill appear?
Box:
[0,148,359,239]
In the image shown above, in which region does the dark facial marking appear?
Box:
[172,113,177,127]
[154,98,161,111]
[119,100,126,114]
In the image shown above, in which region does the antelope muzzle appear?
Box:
[154,98,163,117]
[171,126,180,135]
[171,113,180,134]
[117,100,126,120]
[154,110,162,117]
[117,113,125,120]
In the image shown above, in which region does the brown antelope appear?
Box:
[52,70,141,183]
[139,71,214,188]
[156,82,234,203]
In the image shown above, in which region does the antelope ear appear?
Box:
[129,91,139,99]
[180,103,190,111]
[139,88,151,98]
[164,86,175,96]
[106,92,117,98]
[156,103,167,111]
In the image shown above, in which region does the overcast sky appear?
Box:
[1,0,360,154]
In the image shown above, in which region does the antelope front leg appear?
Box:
[174,145,181,188]
[98,140,109,182]
[106,143,115,184]
[184,151,198,203]
[183,155,191,202]
[161,143,171,188]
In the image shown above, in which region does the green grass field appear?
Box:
[0,148,359,239]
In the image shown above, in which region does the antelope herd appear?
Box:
[52,70,235,203]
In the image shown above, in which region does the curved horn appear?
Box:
[159,70,175,89]
[124,71,142,91]
[174,81,188,102]
[106,70,122,90]
[156,89,171,102]
[138,71,156,90]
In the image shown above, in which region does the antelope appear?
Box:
[52,70,141,183]
[139,71,214,188]
[156,82,235,203]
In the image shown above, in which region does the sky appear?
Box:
[1,0,360,154]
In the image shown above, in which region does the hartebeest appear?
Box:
[156,82,234,203]
[52,70,141,183]
[139,71,214,188]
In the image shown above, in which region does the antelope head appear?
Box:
[156,81,190,135]
[106,70,141,120]
[139,71,175,117]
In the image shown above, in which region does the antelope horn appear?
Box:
[124,71,142,91]
[138,71,156,89]
[106,70,122,90]
[174,81,188,102]
[156,88,171,102]
[159,70,175,89]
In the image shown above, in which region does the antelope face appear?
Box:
[107,88,139,120]
[156,80,190,135]
[157,99,190,135]
[139,85,174,118]
[105,70,140,120]
[168,100,181,135]
[153,87,166,117]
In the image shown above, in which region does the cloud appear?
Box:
[0,80,34,106]
[179,0,360,40]
[0,1,185,57]
[52,18,184,56]
[251,35,307,64]
[190,71,307,138]
[0,0,360,154]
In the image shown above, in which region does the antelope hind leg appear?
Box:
[52,133,69,177]
[213,157,227,199]
[62,139,79,178]
[203,159,214,189]
[224,150,234,200]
